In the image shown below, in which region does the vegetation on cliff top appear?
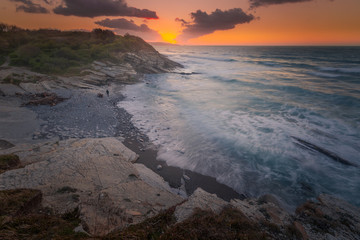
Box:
[0,23,156,74]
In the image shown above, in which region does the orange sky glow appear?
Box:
[0,0,359,45]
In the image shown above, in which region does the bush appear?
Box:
[0,154,20,171]
[11,44,41,65]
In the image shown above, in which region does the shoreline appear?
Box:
[0,76,243,202]
[1,66,360,239]
[103,85,244,201]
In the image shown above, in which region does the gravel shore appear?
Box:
[0,80,242,201]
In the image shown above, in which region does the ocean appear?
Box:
[118,46,360,209]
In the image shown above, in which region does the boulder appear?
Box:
[174,188,228,222]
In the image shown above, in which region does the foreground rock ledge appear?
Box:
[0,138,359,239]
[174,189,360,240]
[0,137,183,236]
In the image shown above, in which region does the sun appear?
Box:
[160,32,177,44]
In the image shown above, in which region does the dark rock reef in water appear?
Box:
[292,137,358,168]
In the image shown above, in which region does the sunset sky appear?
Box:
[0,0,359,45]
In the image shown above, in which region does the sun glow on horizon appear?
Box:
[0,0,359,45]
[160,32,177,44]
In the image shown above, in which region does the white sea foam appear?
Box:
[119,46,360,208]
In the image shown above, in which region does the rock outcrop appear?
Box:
[295,194,360,240]
[1,138,359,239]
[173,188,360,240]
[174,188,228,222]
[122,51,183,74]
[0,137,184,236]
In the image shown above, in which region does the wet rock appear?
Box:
[292,137,358,168]
[183,174,190,181]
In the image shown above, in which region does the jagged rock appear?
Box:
[122,51,183,74]
[295,194,360,240]
[174,188,292,229]
[0,137,183,236]
[231,197,292,227]
[174,188,227,222]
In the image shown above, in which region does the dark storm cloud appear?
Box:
[10,0,49,13]
[95,18,154,32]
[177,8,254,42]
[175,18,188,26]
[53,0,158,19]
[249,0,312,9]
[95,18,161,40]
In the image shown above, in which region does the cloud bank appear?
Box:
[95,18,160,41]
[10,0,49,13]
[177,8,254,42]
[249,0,312,9]
[53,0,158,19]
[95,18,154,33]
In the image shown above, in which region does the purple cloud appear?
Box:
[53,0,158,19]
[10,0,49,13]
[177,8,254,42]
[249,0,313,9]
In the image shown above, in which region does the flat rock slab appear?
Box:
[0,137,183,236]
[0,97,41,144]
